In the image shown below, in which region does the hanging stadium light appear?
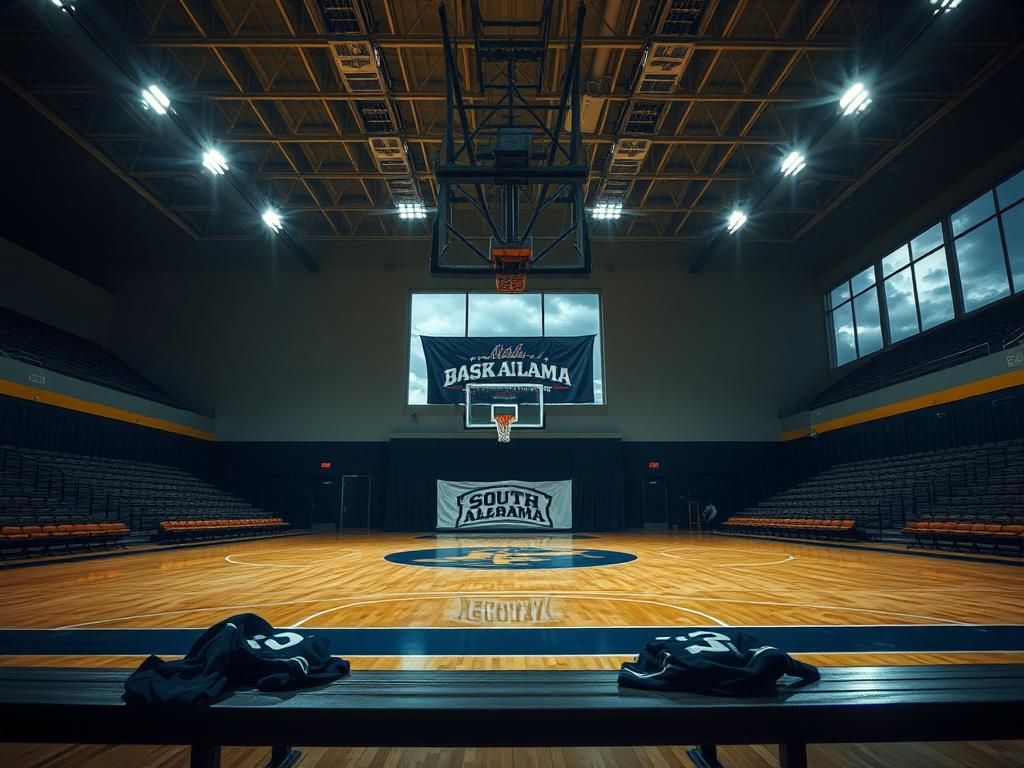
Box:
[780,151,807,178]
[592,202,623,220]
[141,84,171,115]
[262,208,283,233]
[727,210,748,235]
[50,0,75,10]
[202,149,228,175]
[839,82,871,116]
[397,201,427,220]
[930,0,962,13]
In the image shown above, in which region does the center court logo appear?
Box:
[456,485,553,529]
[384,546,637,570]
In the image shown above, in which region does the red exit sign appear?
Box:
[320,461,332,469]
[648,461,661,469]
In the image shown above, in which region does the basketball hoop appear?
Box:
[493,413,517,443]
[490,247,531,294]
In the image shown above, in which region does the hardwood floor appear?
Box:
[1,532,1022,766]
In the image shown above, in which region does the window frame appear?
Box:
[406,290,607,407]
[825,165,1024,369]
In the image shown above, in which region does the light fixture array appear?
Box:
[398,201,427,220]
[262,208,283,232]
[930,0,962,13]
[592,202,623,220]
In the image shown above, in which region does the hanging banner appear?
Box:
[420,336,595,404]
[437,479,573,530]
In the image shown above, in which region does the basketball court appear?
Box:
[2,532,1022,669]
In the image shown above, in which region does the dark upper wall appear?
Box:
[0,237,113,346]
[105,241,826,442]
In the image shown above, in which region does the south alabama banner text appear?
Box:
[420,335,595,404]
[437,479,573,530]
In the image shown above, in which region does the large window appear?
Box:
[824,166,1024,368]
[826,266,882,366]
[408,292,604,405]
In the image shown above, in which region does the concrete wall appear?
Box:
[0,236,113,345]
[109,242,827,442]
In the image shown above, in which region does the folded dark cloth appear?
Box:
[124,613,349,706]
[618,629,820,696]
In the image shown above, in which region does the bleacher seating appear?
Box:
[729,439,1024,544]
[809,293,1024,409]
[721,516,858,539]
[159,517,288,541]
[0,522,130,557]
[1,446,287,553]
[901,439,1024,554]
[0,305,184,409]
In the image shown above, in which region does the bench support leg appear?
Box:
[778,742,807,768]
[687,744,726,768]
[266,745,301,768]
[190,744,221,768]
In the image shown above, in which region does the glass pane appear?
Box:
[884,269,920,343]
[1001,202,1024,293]
[850,266,876,295]
[853,289,883,357]
[951,191,996,236]
[882,245,910,277]
[543,294,603,404]
[996,169,1024,210]
[409,293,467,404]
[829,281,851,308]
[467,293,542,336]
[831,303,857,367]
[910,223,944,259]
[913,249,955,330]
[955,219,1011,312]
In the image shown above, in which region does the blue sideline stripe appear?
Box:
[0,625,1022,657]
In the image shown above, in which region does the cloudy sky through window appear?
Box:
[409,293,604,405]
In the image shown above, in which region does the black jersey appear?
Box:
[124,613,350,706]
[618,629,819,696]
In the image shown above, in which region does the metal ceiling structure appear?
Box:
[1,0,1021,268]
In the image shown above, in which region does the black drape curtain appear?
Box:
[385,438,625,531]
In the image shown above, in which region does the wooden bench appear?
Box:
[1,666,1022,768]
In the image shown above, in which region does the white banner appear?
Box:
[436,479,572,530]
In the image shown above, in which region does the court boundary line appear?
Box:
[713,532,1024,567]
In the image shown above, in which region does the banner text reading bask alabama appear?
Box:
[419,335,595,404]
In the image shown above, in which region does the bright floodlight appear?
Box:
[141,84,171,115]
[262,208,283,232]
[202,149,228,175]
[727,210,747,235]
[780,151,807,177]
[839,82,871,116]
[931,0,962,12]
[50,0,74,9]
[397,201,426,220]
[592,202,623,220]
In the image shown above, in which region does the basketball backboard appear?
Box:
[465,383,545,431]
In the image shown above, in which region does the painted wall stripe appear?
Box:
[0,378,214,441]
[781,370,1024,441]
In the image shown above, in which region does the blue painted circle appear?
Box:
[385,546,636,570]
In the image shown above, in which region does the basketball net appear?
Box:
[493,413,517,443]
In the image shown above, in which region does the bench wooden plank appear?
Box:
[0,666,1022,749]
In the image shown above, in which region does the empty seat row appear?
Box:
[0,522,130,557]
[158,517,288,541]
[902,520,1024,555]
[721,516,858,540]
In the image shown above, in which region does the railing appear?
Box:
[0,346,43,368]
[893,342,991,382]
[1004,326,1024,350]
[0,345,213,419]
[0,446,145,530]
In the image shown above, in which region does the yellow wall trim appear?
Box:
[0,378,214,441]
[782,369,1024,441]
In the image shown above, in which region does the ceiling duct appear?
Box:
[369,137,412,175]
[635,43,693,93]
[331,41,390,93]
[606,139,651,175]
[317,0,375,34]
[654,0,709,36]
